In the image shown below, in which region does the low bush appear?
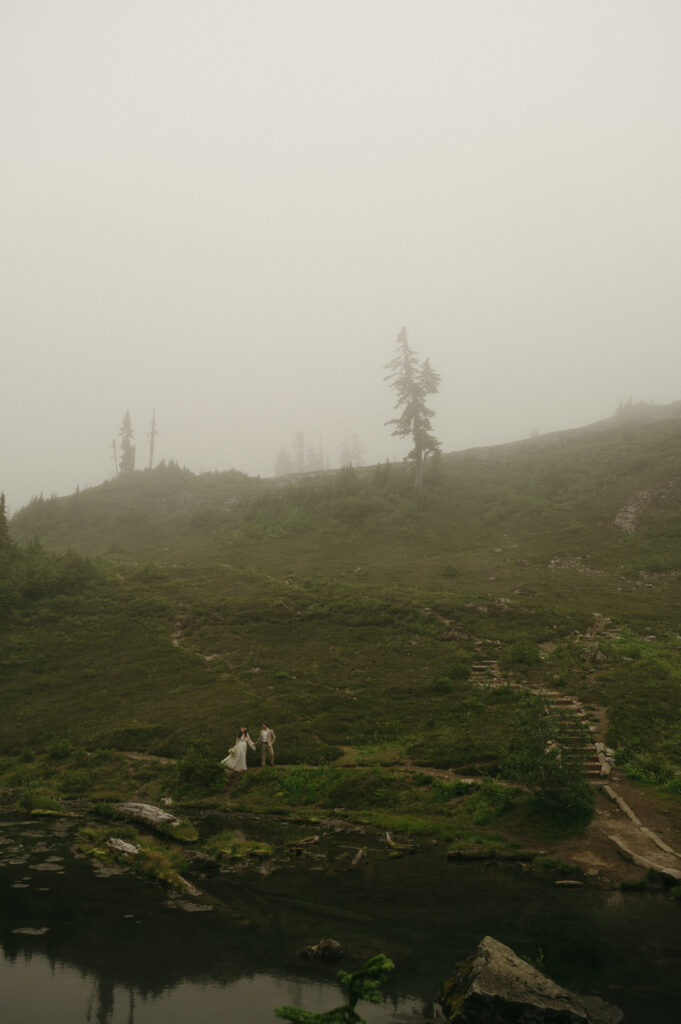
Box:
[466,781,517,825]
[46,737,74,761]
[175,743,224,795]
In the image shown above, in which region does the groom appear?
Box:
[257,722,276,766]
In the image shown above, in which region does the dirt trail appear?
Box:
[121,751,176,765]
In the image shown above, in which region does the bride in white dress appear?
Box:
[220,726,255,772]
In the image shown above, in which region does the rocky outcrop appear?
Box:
[441,936,621,1023]
[613,489,652,533]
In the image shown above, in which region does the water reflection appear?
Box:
[1,956,426,1024]
[2,816,681,1023]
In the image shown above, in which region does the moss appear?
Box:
[205,829,273,860]
[74,823,190,890]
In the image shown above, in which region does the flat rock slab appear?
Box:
[114,802,180,828]
[441,936,621,1023]
[107,837,141,856]
[609,835,681,883]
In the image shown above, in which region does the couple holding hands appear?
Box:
[221,722,276,773]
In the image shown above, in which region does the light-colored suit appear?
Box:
[258,727,276,766]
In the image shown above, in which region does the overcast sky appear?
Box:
[2,0,680,513]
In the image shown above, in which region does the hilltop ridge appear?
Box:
[10,402,681,567]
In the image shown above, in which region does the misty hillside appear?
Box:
[10,408,681,581]
[2,410,681,799]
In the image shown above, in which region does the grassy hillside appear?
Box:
[3,412,681,819]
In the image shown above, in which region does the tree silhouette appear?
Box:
[339,433,364,468]
[118,411,136,474]
[274,447,294,476]
[385,328,441,487]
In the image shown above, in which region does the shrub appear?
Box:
[500,642,541,671]
[499,696,595,825]
[61,769,93,794]
[176,743,224,794]
[47,737,74,761]
[466,781,516,825]
[447,657,472,681]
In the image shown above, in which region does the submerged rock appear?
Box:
[300,938,344,962]
[441,936,622,1023]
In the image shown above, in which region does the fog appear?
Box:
[2,1,681,514]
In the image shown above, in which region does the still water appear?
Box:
[1,815,680,1023]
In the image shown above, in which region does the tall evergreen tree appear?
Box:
[305,441,325,472]
[385,328,441,487]
[293,431,305,474]
[274,447,294,476]
[118,411,136,474]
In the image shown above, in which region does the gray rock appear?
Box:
[114,802,180,827]
[441,936,621,1023]
[106,837,140,856]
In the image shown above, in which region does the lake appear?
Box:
[1,815,680,1022]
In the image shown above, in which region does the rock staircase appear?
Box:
[470,661,611,782]
[543,692,608,781]
[471,654,681,883]
[470,659,503,685]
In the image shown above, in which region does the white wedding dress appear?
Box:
[220,734,255,772]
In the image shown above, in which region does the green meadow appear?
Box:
[3,408,681,842]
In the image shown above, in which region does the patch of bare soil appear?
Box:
[518,776,681,887]
[121,751,176,765]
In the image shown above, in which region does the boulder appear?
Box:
[441,936,621,1023]
[300,938,344,962]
